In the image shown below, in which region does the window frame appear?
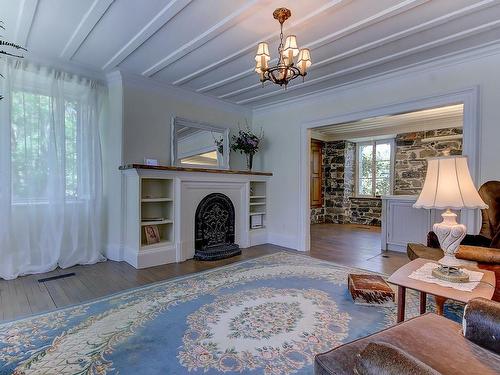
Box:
[355,138,395,198]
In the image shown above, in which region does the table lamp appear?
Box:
[413,155,488,282]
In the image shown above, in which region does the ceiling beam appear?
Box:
[218,0,498,100]
[14,0,39,47]
[60,0,114,60]
[172,0,349,86]
[197,0,429,93]
[251,41,500,111]
[142,0,260,77]
[102,0,193,70]
[312,0,498,70]
[237,19,500,104]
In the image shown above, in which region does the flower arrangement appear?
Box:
[230,125,263,170]
[212,133,224,155]
[1,21,27,100]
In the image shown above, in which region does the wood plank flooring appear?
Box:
[0,224,409,322]
[309,223,408,274]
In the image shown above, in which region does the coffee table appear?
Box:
[387,258,495,322]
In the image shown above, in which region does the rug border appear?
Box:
[0,250,387,326]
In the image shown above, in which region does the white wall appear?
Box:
[103,72,253,260]
[253,50,500,250]
[121,74,252,170]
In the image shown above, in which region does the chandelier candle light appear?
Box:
[413,155,488,282]
[255,8,311,87]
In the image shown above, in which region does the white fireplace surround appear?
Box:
[180,180,248,261]
[120,167,270,268]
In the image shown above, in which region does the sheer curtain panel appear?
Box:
[0,60,106,279]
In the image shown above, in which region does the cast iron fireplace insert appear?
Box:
[194,193,241,260]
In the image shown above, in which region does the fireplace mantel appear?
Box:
[120,166,270,268]
[119,164,273,176]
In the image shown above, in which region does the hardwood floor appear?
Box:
[309,223,408,274]
[0,224,409,322]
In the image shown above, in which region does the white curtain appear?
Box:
[0,59,106,279]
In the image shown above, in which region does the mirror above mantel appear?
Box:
[171,117,230,169]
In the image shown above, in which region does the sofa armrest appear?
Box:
[463,298,500,354]
[354,342,441,375]
[428,231,492,249]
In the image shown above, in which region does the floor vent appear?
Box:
[38,272,76,283]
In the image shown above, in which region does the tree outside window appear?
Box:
[11,90,80,202]
[356,140,394,197]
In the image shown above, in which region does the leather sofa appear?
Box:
[314,298,500,375]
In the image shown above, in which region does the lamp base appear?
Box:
[437,254,477,268]
[433,209,468,265]
[432,265,469,283]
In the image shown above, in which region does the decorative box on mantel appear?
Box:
[120,164,272,269]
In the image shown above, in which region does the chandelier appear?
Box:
[254,8,311,88]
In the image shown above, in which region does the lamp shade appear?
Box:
[297,48,311,74]
[413,156,488,210]
[284,35,299,56]
[255,42,270,61]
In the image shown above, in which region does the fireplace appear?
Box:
[194,193,241,260]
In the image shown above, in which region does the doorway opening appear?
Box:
[308,104,465,273]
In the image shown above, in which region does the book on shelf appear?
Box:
[142,217,165,222]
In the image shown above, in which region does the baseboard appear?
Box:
[104,244,123,261]
[386,243,407,253]
[123,244,177,269]
[267,232,300,251]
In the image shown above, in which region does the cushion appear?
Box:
[314,313,500,375]
[354,342,441,375]
[463,298,500,354]
[456,245,500,264]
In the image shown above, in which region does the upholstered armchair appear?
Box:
[427,180,500,249]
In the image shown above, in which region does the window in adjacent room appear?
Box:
[356,139,394,197]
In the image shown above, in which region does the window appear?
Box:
[356,139,394,197]
[11,90,81,202]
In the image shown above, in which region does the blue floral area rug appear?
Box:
[0,252,461,374]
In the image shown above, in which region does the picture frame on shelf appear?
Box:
[144,225,161,244]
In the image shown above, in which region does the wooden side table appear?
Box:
[387,258,495,322]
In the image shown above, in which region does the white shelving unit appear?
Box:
[140,178,174,248]
[123,172,177,268]
[249,181,267,231]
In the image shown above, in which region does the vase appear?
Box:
[246,153,254,170]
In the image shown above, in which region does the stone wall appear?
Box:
[323,141,354,224]
[310,127,463,226]
[394,128,463,195]
[348,198,382,226]
[310,207,325,224]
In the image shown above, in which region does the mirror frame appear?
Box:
[171,116,230,169]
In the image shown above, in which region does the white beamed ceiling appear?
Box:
[2,0,500,109]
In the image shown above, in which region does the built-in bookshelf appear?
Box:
[140,178,174,249]
[249,181,266,230]
[122,171,177,268]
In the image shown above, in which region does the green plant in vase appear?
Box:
[230,125,263,170]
